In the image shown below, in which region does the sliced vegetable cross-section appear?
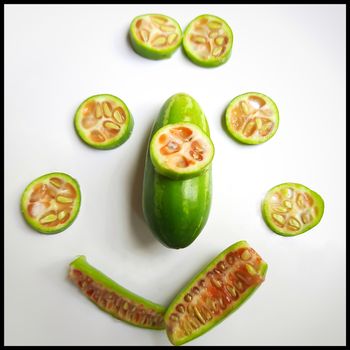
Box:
[150,122,214,180]
[262,183,324,237]
[183,14,233,67]
[74,94,134,150]
[68,255,166,330]
[129,14,182,60]
[165,241,268,345]
[225,92,279,144]
[21,172,81,234]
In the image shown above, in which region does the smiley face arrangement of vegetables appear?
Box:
[20,172,81,234]
[68,255,165,330]
[74,94,134,150]
[183,14,233,67]
[262,183,324,237]
[225,92,279,145]
[165,241,268,345]
[143,93,213,249]
[17,10,327,347]
[129,14,182,60]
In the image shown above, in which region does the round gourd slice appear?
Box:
[262,183,324,237]
[21,172,81,234]
[183,14,233,67]
[74,94,134,150]
[225,92,279,145]
[129,14,182,60]
[150,122,214,180]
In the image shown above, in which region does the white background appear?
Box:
[4,4,346,346]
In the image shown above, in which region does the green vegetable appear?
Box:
[183,14,233,67]
[142,93,212,249]
[165,241,268,345]
[129,14,182,60]
[262,183,324,236]
[74,94,134,150]
[68,255,165,330]
[225,92,279,145]
[149,122,214,180]
[20,172,81,234]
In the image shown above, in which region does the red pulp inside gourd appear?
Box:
[156,126,210,171]
[167,247,265,341]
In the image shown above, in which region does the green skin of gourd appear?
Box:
[70,255,166,330]
[20,172,81,234]
[165,240,268,346]
[74,94,134,150]
[142,93,212,249]
[183,14,233,68]
[149,122,215,180]
[129,14,183,60]
[261,183,325,237]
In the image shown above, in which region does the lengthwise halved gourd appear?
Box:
[165,241,268,345]
[142,93,213,249]
[68,256,165,330]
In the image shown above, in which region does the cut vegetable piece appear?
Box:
[129,14,182,60]
[143,93,212,249]
[74,94,134,150]
[165,241,267,345]
[183,14,233,67]
[150,123,214,180]
[225,92,279,144]
[262,183,324,236]
[68,256,165,330]
[20,172,81,234]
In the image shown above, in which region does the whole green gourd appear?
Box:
[142,93,213,249]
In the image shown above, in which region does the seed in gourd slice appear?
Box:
[183,14,233,67]
[165,241,268,345]
[129,14,182,60]
[74,94,134,150]
[68,256,165,330]
[261,183,324,237]
[225,92,279,144]
[20,172,81,234]
[150,123,214,180]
